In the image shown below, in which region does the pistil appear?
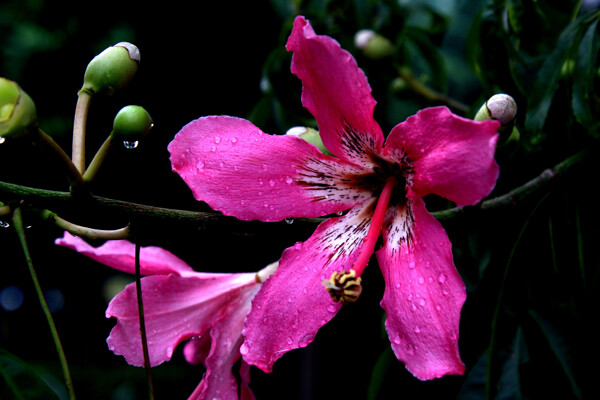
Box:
[351,176,396,276]
[323,177,395,304]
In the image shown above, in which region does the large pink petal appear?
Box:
[385,107,500,206]
[188,283,259,400]
[241,201,374,372]
[168,116,371,221]
[106,272,257,366]
[286,16,384,166]
[376,197,466,380]
[55,232,194,276]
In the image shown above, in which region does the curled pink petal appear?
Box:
[385,107,500,206]
[168,116,369,221]
[189,283,260,400]
[241,202,373,372]
[106,273,257,367]
[183,335,212,366]
[377,197,466,380]
[287,16,384,165]
[55,232,193,276]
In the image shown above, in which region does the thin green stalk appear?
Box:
[72,91,92,174]
[484,194,549,400]
[11,207,76,400]
[38,209,131,240]
[83,133,114,183]
[36,129,86,190]
[134,239,155,400]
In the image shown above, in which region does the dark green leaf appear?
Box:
[529,310,582,400]
[572,18,600,137]
[497,326,528,400]
[524,15,588,135]
[0,349,63,400]
[367,347,395,400]
[458,352,488,400]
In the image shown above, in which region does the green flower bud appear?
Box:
[0,77,37,139]
[475,94,517,130]
[354,29,395,59]
[112,105,153,140]
[82,42,140,96]
[286,126,332,156]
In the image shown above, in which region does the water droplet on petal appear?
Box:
[294,242,302,250]
[214,136,221,144]
[122,140,139,149]
[211,146,216,152]
[240,344,249,355]
[298,334,313,347]
[286,337,293,345]
[418,277,424,285]
[196,160,205,170]
[285,176,293,184]
[419,299,425,306]
[327,304,337,313]
[262,163,268,171]
[258,179,264,185]
[285,218,294,225]
[408,261,416,269]
[395,283,401,289]
[393,337,402,345]
[269,179,275,187]
[414,326,421,333]
[438,274,447,283]
[231,137,238,143]
[407,294,413,301]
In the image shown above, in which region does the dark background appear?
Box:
[2,0,599,399]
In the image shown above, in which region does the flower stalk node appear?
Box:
[322,270,362,304]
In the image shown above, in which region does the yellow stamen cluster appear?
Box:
[322,270,362,304]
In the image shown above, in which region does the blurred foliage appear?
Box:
[1,0,600,399]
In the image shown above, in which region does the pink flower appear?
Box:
[168,16,500,380]
[56,232,277,400]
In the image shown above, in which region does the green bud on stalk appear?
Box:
[475,94,519,146]
[112,105,153,139]
[0,77,37,139]
[286,126,332,156]
[81,42,140,96]
[354,30,395,59]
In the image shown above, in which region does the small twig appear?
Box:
[398,67,470,113]
[11,207,76,400]
[0,150,590,228]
